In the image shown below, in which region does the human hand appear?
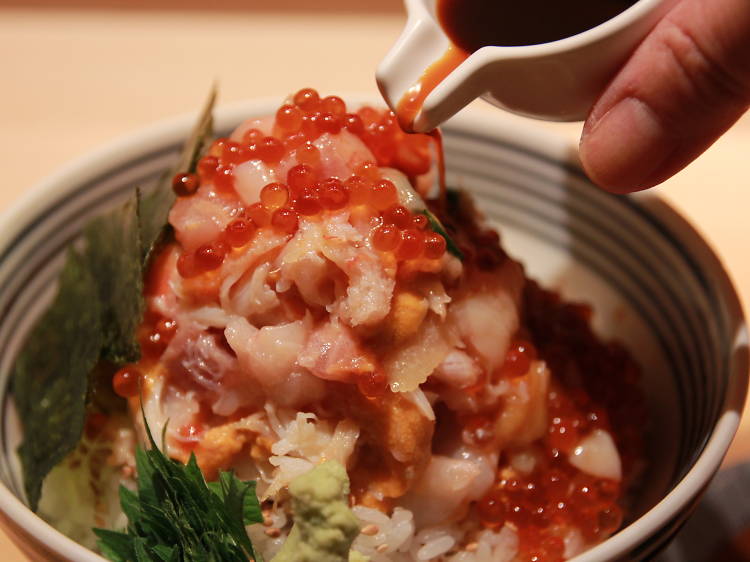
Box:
[579,0,750,193]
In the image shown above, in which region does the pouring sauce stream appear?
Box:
[395,45,468,132]
[396,47,467,206]
[394,0,635,206]
[394,0,637,130]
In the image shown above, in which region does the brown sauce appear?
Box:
[438,0,637,50]
[395,47,465,200]
[431,129,447,206]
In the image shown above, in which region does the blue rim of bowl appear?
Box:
[0,96,744,561]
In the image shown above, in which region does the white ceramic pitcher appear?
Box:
[377,0,677,132]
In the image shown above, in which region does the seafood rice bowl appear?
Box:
[18,89,646,562]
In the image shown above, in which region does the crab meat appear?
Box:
[298,319,375,382]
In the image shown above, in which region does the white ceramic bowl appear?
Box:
[0,98,746,561]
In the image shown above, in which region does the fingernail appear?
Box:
[580,97,676,192]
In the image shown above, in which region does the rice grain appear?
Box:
[417,535,455,560]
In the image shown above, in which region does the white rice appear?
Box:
[352,506,415,559]
[247,503,289,559]
[250,502,521,562]
[349,506,518,562]
[39,402,578,562]
[417,535,456,559]
[447,527,519,562]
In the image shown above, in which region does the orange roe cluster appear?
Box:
[524,282,646,483]
[464,284,645,562]
[168,88,447,279]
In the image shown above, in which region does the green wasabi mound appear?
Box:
[271,461,367,562]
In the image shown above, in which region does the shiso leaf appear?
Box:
[95,415,263,562]
[216,470,259,555]
[134,446,159,508]
[241,482,263,526]
[139,84,217,266]
[13,247,103,511]
[12,86,218,512]
[133,538,153,562]
[119,486,141,524]
[151,545,177,562]
[208,476,262,526]
[96,528,134,562]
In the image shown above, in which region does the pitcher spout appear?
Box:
[376,1,483,133]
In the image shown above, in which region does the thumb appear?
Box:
[579,0,750,193]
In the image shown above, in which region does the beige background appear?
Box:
[0,4,748,559]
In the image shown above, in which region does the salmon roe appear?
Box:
[246,202,271,228]
[197,155,219,181]
[382,205,411,229]
[321,95,346,115]
[271,208,299,234]
[256,137,285,163]
[499,339,536,379]
[345,175,370,206]
[343,113,364,135]
[294,187,323,216]
[176,252,200,279]
[423,232,447,259]
[395,229,424,260]
[372,224,400,252]
[296,142,320,167]
[260,182,290,210]
[293,88,320,111]
[412,213,429,230]
[463,280,645,560]
[213,165,235,193]
[179,89,449,280]
[241,127,264,145]
[287,164,317,193]
[172,172,200,197]
[112,365,141,398]
[275,104,303,133]
[194,242,227,271]
[317,178,347,210]
[224,218,256,247]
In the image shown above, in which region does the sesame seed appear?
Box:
[265,528,281,538]
[376,544,389,553]
[465,542,479,552]
[361,524,379,536]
